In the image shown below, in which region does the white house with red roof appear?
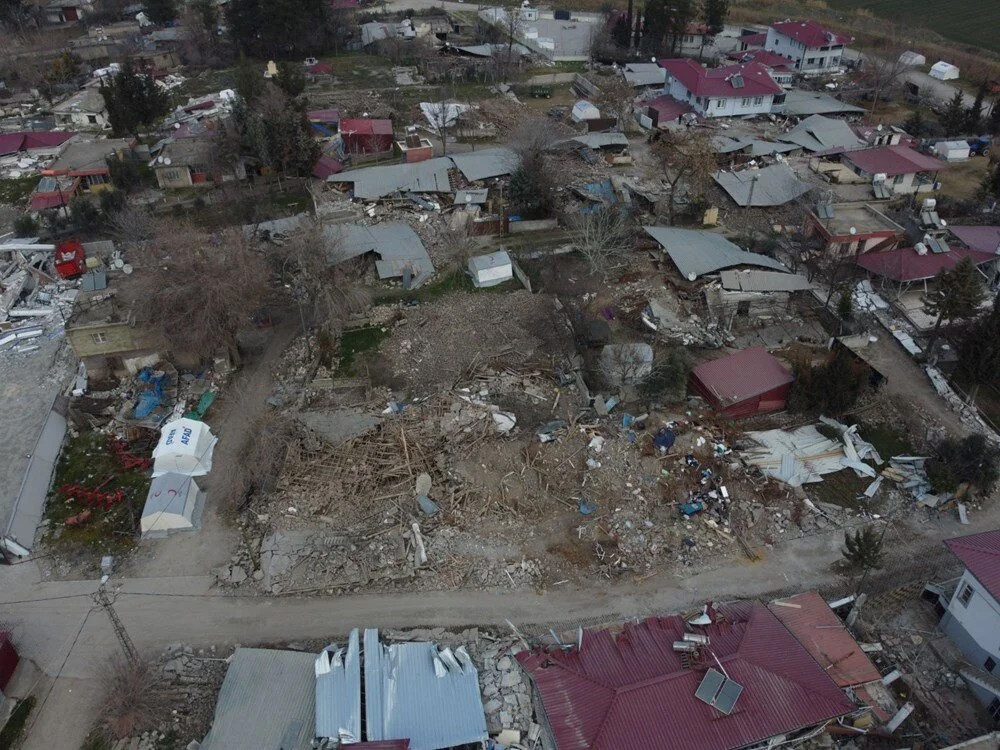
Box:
[939,530,1000,720]
[658,59,784,118]
[765,19,850,73]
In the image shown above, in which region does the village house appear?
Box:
[340,118,394,158]
[764,19,850,73]
[657,59,784,118]
[804,201,907,256]
[43,0,93,23]
[51,86,109,130]
[152,139,243,189]
[29,138,132,211]
[933,530,1000,722]
[839,145,945,196]
[725,49,796,84]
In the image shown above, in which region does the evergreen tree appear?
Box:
[99,59,169,137]
[989,100,1000,136]
[234,54,265,104]
[842,527,885,572]
[226,0,332,58]
[143,0,176,24]
[939,90,967,136]
[837,289,853,322]
[230,93,319,177]
[925,256,985,355]
[274,62,305,99]
[702,0,728,35]
[955,294,1000,399]
[665,0,694,56]
[982,162,1000,201]
[966,81,986,133]
[902,108,926,137]
[633,7,643,50]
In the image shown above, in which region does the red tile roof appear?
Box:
[841,145,944,176]
[855,245,995,282]
[658,59,783,98]
[691,347,793,405]
[946,530,1000,602]
[727,50,796,72]
[0,130,75,156]
[768,591,881,688]
[949,225,1000,255]
[517,602,854,750]
[770,20,850,48]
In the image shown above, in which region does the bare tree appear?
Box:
[107,206,157,248]
[860,50,908,117]
[98,657,167,742]
[596,75,638,132]
[420,92,461,156]
[650,128,716,226]
[270,220,370,341]
[599,342,653,386]
[569,207,634,276]
[127,221,270,365]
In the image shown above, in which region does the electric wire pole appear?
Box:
[93,585,139,664]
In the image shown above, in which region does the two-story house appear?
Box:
[657,59,783,118]
[764,20,850,73]
[937,530,1000,722]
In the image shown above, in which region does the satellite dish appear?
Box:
[122,264,133,275]
[849,226,857,235]
[687,272,697,281]
[163,157,171,165]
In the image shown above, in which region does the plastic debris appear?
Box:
[578,497,598,515]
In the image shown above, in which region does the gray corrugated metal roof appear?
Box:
[324,223,434,286]
[712,136,754,154]
[781,90,865,116]
[720,269,812,292]
[5,406,66,549]
[449,147,518,181]
[332,158,453,200]
[364,628,488,750]
[242,213,311,239]
[713,163,811,207]
[569,133,629,150]
[643,226,788,279]
[750,140,800,156]
[201,648,316,750]
[624,65,666,86]
[779,115,861,152]
[315,629,361,743]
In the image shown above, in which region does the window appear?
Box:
[90,332,108,345]
[892,174,904,185]
[740,97,751,106]
[753,96,763,105]
[986,656,997,672]
[715,100,724,109]
[990,697,1000,723]
[958,583,974,606]
[806,57,817,65]
[87,114,97,124]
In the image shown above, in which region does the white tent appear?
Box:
[898,50,925,67]
[152,417,218,478]
[468,251,513,287]
[929,61,959,80]
[141,472,204,538]
[571,100,600,123]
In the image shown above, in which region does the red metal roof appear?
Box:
[946,530,1000,602]
[340,118,393,135]
[739,32,767,47]
[312,156,344,179]
[768,591,881,688]
[646,95,695,123]
[691,347,793,405]
[517,602,854,750]
[727,50,796,72]
[308,109,341,123]
[308,62,335,75]
[30,192,71,211]
[770,20,850,48]
[949,225,1000,255]
[0,130,75,156]
[658,59,783,98]
[841,145,944,177]
[855,245,994,282]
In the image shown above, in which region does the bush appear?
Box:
[927,433,1000,494]
[13,214,38,236]
[842,526,884,572]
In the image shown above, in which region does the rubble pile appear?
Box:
[473,640,534,734]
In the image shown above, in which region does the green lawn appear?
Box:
[0,176,38,207]
[823,0,999,54]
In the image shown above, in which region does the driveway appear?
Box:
[901,70,975,109]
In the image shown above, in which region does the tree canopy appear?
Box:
[925,256,985,354]
[99,59,170,136]
[225,0,334,58]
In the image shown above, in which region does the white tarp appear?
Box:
[571,100,600,122]
[152,417,217,478]
[420,102,470,129]
[141,472,204,537]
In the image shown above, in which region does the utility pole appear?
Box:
[93,585,139,664]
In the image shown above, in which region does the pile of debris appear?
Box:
[474,639,534,734]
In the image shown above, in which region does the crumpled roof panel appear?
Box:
[713,163,812,207]
[644,226,789,278]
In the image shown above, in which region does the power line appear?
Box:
[93,585,139,664]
